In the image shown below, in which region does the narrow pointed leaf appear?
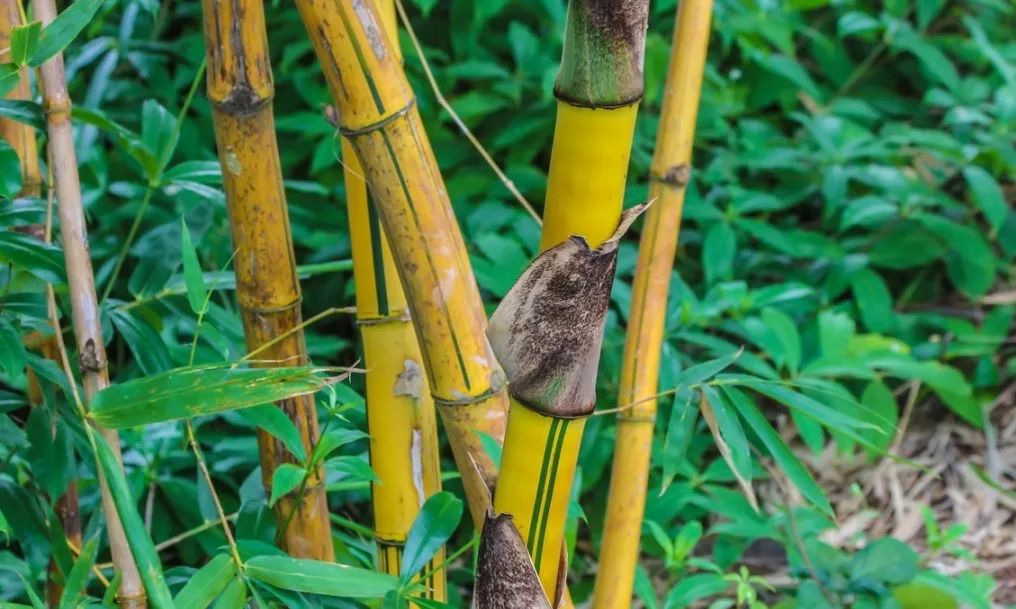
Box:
[212,578,247,609]
[0,231,66,284]
[172,554,235,609]
[238,405,307,463]
[29,0,107,66]
[400,492,463,583]
[269,464,307,508]
[57,535,99,609]
[244,556,398,598]
[180,218,207,314]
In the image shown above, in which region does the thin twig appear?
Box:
[394,0,541,225]
[240,306,356,362]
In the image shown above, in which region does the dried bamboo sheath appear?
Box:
[201,0,334,560]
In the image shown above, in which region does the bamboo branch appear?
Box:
[29,0,146,604]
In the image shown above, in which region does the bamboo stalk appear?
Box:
[294,0,509,527]
[28,0,145,605]
[341,0,445,598]
[0,4,82,604]
[592,3,713,608]
[200,0,334,561]
[489,0,650,601]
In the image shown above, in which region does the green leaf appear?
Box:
[89,364,335,428]
[761,308,800,374]
[269,463,307,507]
[701,387,752,485]
[244,555,399,598]
[29,0,107,67]
[0,507,8,542]
[10,22,42,65]
[0,100,45,130]
[15,575,45,609]
[663,573,728,609]
[400,491,463,583]
[723,386,830,514]
[675,349,742,388]
[328,455,377,482]
[173,554,235,609]
[58,535,99,609]
[0,140,23,198]
[818,310,855,360]
[212,578,247,609]
[238,405,307,463]
[0,64,22,98]
[0,230,65,283]
[109,309,173,375]
[408,598,454,609]
[180,218,207,314]
[867,355,971,396]
[309,427,367,466]
[858,380,898,455]
[851,268,893,333]
[94,434,176,609]
[851,538,919,585]
[0,318,26,382]
[662,390,699,494]
[739,378,871,431]
[703,222,736,285]
[963,166,1007,234]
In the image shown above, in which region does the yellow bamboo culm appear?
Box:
[295,0,509,527]
[29,0,146,605]
[1,2,81,605]
[200,0,334,561]
[341,1,445,599]
[490,0,650,601]
[592,2,713,608]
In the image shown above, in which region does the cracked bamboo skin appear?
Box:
[490,0,649,599]
[295,0,508,527]
[340,1,445,597]
[592,2,713,608]
[1,2,81,605]
[201,0,334,561]
[30,0,146,604]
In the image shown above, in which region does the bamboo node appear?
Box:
[78,338,106,373]
[336,97,415,137]
[116,592,148,609]
[432,381,507,407]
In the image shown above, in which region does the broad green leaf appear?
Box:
[703,222,736,285]
[761,308,800,374]
[400,491,463,583]
[0,140,24,198]
[723,386,830,514]
[10,22,42,65]
[90,364,335,428]
[851,538,919,585]
[180,218,207,314]
[309,426,367,466]
[269,463,306,507]
[661,390,699,494]
[858,380,898,455]
[0,231,65,283]
[663,573,728,609]
[58,535,99,609]
[109,309,173,375]
[850,268,892,333]
[29,0,107,67]
[867,355,971,396]
[0,100,45,130]
[238,405,307,463]
[173,554,235,609]
[327,455,377,482]
[818,310,855,360]
[0,65,22,98]
[700,387,752,491]
[963,166,1007,234]
[0,318,26,382]
[212,578,247,609]
[94,434,176,609]
[244,555,399,598]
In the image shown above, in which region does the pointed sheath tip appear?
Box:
[471,511,553,609]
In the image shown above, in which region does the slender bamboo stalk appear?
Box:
[341,0,445,598]
[0,3,82,604]
[29,0,145,605]
[592,3,713,608]
[294,0,509,527]
[489,0,650,601]
[200,0,334,560]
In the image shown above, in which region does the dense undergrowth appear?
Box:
[1,0,1013,607]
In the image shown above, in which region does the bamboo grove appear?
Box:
[0,0,715,605]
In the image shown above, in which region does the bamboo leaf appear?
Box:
[109,309,174,375]
[244,556,399,598]
[58,535,99,609]
[0,507,8,542]
[93,434,176,608]
[0,65,21,98]
[409,599,453,609]
[10,22,42,66]
[269,464,306,507]
[737,378,872,431]
[308,427,367,466]
[180,218,207,314]
[0,231,66,284]
[212,578,247,609]
[963,166,1007,234]
[238,405,307,463]
[722,386,830,514]
[29,0,107,67]
[674,349,741,388]
[0,139,24,200]
[400,491,463,583]
[15,575,45,609]
[700,387,754,508]
[0,100,45,130]
[661,389,699,494]
[0,318,26,382]
[172,554,235,609]
[89,364,337,428]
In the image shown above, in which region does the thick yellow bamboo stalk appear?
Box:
[295,0,508,527]
[592,3,713,608]
[29,0,145,605]
[490,1,649,601]
[1,4,81,605]
[200,0,334,561]
[340,2,445,598]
